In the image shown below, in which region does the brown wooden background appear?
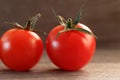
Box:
[0,0,120,49]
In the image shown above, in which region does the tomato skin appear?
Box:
[46,23,96,71]
[0,28,43,71]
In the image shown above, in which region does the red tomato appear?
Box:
[0,28,43,71]
[46,23,96,71]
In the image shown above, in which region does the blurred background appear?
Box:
[0,0,120,49]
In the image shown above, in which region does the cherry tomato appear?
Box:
[46,23,96,71]
[0,14,43,71]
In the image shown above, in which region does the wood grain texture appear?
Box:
[0,49,120,80]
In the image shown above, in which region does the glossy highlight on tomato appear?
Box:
[46,23,96,71]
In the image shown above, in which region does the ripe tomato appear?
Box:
[46,12,96,70]
[0,14,43,71]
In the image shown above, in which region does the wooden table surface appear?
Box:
[0,49,120,80]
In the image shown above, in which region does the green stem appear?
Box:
[4,22,24,29]
[24,21,31,30]
[24,13,41,31]
[66,18,73,29]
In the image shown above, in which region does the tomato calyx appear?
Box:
[24,14,41,31]
[52,9,96,38]
[5,14,41,31]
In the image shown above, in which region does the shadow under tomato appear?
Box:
[0,68,88,79]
